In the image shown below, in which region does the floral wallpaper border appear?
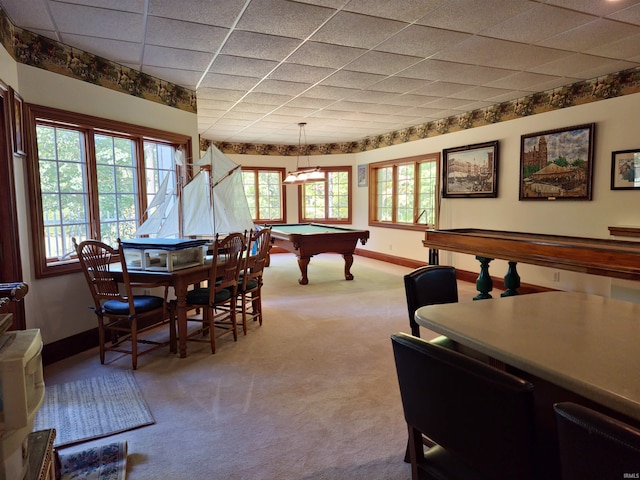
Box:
[2,8,639,157]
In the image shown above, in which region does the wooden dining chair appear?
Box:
[178,232,246,353]
[403,265,458,337]
[391,332,536,480]
[236,227,271,334]
[73,237,175,369]
[554,402,640,480]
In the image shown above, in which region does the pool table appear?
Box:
[265,223,370,285]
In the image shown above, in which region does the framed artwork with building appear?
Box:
[611,149,640,190]
[442,140,499,198]
[519,123,595,200]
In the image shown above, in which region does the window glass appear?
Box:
[242,168,285,222]
[301,167,351,223]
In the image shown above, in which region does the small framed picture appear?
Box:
[357,164,367,187]
[442,140,499,198]
[11,90,26,157]
[611,149,640,190]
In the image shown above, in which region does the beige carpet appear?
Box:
[43,253,483,479]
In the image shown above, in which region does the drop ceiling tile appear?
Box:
[197,88,247,101]
[424,97,475,109]
[418,81,474,97]
[433,36,571,70]
[301,85,359,100]
[537,18,640,52]
[148,0,247,28]
[198,73,262,90]
[253,79,310,95]
[544,0,640,17]
[310,11,406,49]
[235,0,335,38]
[380,93,441,107]
[285,96,336,109]
[450,85,515,101]
[142,66,203,88]
[416,0,535,34]
[286,41,366,68]
[343,0,445,22]
[376,25,471,58]
[50,2,143,42]
[145,16,229,52]
[241,91,296,105]
[272,105,318,117]
[486,71,565,90]
[320,70,386,89]
[143,44,213,70]
[607,3,640,25]
[481,4,596,44]
[345,50,423,75]
[400,59,516,84]
[221,31,301,61]
[208,55,279,77]
[268,63,334,83]
[574,60,639,80]
[587,33,640,60]
[370,76,431,94]
[529,53,629,78]
[231,102,281,114]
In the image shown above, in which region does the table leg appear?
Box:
[175,282,188,358]
[343,253,354,280]
[501,261,521,297]
[297,256,310,285]
[474,256,494,300]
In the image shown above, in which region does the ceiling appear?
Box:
[2,0,640,146]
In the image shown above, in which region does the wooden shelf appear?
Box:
[608,226,640,238]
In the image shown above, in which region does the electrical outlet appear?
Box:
[552,272,560,282]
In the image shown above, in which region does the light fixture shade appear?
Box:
[307,169,326,181]
[284,172,298,183]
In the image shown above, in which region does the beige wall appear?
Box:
[3,42,640,344]
[1,46,199,343]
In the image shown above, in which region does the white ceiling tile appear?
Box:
[345,51,423,75]
[607,3,640,25]
[145,17,228,52]
[50,2,144,42]
[343,0,445,22]
[221,31,301,61]
[537,18,640,52]
[198,73,262,90]
[544,0,640,17]
[148,0,247,28]
[286,42,366,68]
[376,25,471,57]
[320,70,386,89]
[268,63,334,83]
[310,11,406,49]
[60,34,142,64]
[143,44,212,70]
[481,4,596,44]
[235,0,335,38]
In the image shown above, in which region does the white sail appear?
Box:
[135,174,173,236]
[182,170,215,236]
[136,144,254,238]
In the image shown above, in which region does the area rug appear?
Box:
[58,440,128,480]
[35,370,154,448]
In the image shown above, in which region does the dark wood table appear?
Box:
[424,228,640,298]
[112,263,211,358]
[266,223,369,284]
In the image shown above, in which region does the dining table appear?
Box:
[111,261,212,358]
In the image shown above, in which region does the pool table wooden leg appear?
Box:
[297,256,310,285]
[343,253,354,280]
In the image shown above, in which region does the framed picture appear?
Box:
[357,164,367,187]
[611,149,640,190]
[11,90,26,157]
[519,123,595,200]
[442,140,499,198]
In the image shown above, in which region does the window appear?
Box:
[300,167,351,223]
[26,105,191,278]
[241,167,286,223]
[369,153,440,231]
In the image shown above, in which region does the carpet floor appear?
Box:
[42,253,484,479]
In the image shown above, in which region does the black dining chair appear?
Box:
[391,332,537,480]
[554,402,640,480]
[403,265,458,337]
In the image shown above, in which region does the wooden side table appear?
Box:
[24,429,57,480]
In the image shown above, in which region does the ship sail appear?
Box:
[135,144,254,238]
